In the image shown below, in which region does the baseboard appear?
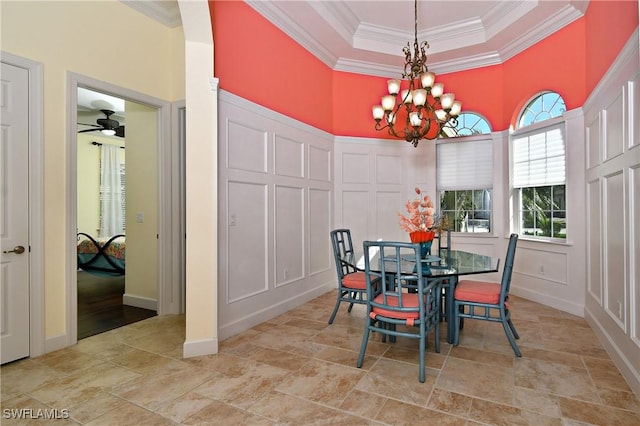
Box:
[584,306,640,399]
[183,338,219,358]
[44,333,68,354]
[511,285,584,317]
[122,293,157,311]
[218,282,334,341]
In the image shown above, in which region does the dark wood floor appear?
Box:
[77,271,156,340]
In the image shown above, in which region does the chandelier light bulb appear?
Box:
[409,112,422,127]
[450,101,462,116]
[431,83,444,98]
[381,95,396,111]
[441,93,455,110]
[372,105,385,120]
[412,89,427,107]
[387,79,401,95]
[435,109,448,122]
[420,72,435,89]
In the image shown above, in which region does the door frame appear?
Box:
[66,72,182,345]
[0,51,45,358]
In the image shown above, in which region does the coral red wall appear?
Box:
[210,1,638,137]
[584,0,639,95]
[210,1,333,133]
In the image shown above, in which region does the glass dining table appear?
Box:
[339,246,500,343]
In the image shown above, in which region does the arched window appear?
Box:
[451,112,492,136]
[511,91,567,240]
[517,91,566,128]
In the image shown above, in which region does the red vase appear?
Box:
[409,230,435,243]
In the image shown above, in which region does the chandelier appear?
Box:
[372,0,462,147]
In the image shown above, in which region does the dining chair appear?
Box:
[453,233,521,356]
[328,229,371,324]
[356,240,440,383]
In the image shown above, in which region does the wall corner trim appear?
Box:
[183,338,218,358]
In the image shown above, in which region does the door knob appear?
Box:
[3,246,25,254]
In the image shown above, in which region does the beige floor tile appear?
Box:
[558,395,640,425]
[468,398,562,425]
[1,359,63,401]
[375,397,466,425]
[84,400,175,426]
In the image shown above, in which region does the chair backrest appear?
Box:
[500,233,519,302]
[435,229,451,258]
[363,240,429,314]
[330,229,357,280]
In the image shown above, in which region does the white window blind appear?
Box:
[513,123,565,187]
[437,138,493,190]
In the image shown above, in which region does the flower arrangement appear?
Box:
[398,187,436,233]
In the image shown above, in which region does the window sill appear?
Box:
[516,235,573,246]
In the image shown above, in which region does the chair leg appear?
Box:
[507,318,520,339]
[500,314,522,357]
[357,323,371,368]
[328,297,341,324]
[418,329,426,383]
[453,304,461,346]
[347,301,355,312]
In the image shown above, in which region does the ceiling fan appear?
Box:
[78,109,125,137]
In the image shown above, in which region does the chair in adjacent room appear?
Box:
[356,240,440,383]
[453,233,522,356]
[328,229,371,324]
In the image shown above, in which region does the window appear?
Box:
[451,112,492,136]
[512,92,567,239]
[437,137,493,233]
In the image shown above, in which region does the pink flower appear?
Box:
[398,188,436,233]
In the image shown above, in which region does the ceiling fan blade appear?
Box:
[78,128,102,133]
[77,123,101,128]
[115,126,125,138]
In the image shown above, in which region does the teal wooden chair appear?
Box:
[328,229,371,324]
[356,240,440,383]
[453,233,521,356]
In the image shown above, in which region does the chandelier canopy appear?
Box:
[372,0,462,147]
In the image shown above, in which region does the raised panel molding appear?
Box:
[630,77,639,149]
[375,154,402,184]
[275,185,304,287]
[586,115,601,170]
[227,181,269,303]
[603,171,626,331]
[309,188,331,275]
[227,120,268,173]
[631,166,640,346]
[309,145,331,182]
[342,152,369,184]
[274,135,304,178]
[603,90,625,162]
[513,246,568,285]
[587,178,602,303]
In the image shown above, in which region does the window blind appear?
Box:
[512,123,565,187]
[437,138,493,190]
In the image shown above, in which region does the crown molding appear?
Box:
[120,0,182,28]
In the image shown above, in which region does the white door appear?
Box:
[1,62,30,364]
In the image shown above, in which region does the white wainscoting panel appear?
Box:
[275,185,304,286]
[375,154,402,184]
[375,190,403,239]
[342,152,369,184]
[218,90,334,340]
[632,165,640,346]
[514,246,567,285]
[309,145,331,182]
[603,171,626,329]
[274,135,304,178]
[604,90,625,162]
[587,178,602,303]
[309,188,331,275]
[227,120,267,173]
[586,115,601,169]
[341,190,370,246]
[227,181,268,303]
[583,30,639,396]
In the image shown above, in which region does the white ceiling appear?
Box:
[80,0,588,116]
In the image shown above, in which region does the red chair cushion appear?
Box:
[342,272,368,289]
[371,293,420,320]
[454,280,501,304]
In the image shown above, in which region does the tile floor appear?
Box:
[2,292,639,425]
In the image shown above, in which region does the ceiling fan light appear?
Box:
[101,129,116,136]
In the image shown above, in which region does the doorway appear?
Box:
[68,73,184,346]
[76,87,158,339]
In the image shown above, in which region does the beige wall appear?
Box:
[1,0,184,338]
[123,101,158,301]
